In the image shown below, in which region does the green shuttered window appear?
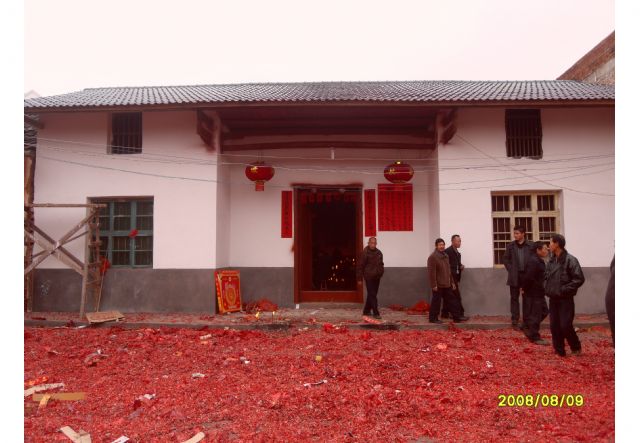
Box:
[94,198,153,267]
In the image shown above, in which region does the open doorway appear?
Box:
[294,186,363,303]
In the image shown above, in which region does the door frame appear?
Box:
[293,184,364,304]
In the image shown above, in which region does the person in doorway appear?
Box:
[442,234,466,319]
[356,237,384,319]
[545,234,585,357]
[503,225,535,329]
[427,238,468,324]
[605,256,615,346]
[520,241,550,345]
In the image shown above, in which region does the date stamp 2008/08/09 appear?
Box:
[498,394,584,408]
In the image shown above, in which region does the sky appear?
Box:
[24,0,614,97]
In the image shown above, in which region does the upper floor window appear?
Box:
[505,109,542,159]
[111,112,142,154]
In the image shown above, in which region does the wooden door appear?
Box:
[294,186,363,303]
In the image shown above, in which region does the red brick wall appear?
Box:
[558,32,614,85]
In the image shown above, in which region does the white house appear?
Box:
[24,80,614,314]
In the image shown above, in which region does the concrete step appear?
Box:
[296,303,362,309]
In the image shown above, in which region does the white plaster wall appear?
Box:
[227,148,439,268]
[33,110,219,269]
[215,156,231,268]
[438,107,614,268]
[33,106,613,271]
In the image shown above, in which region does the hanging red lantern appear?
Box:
[245,161,275,191]
[384,161,414,184]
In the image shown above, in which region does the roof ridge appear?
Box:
[79,79,597,91]
[24,80,615,109]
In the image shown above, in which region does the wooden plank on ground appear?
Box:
[181,432,205,443]
[60,426,92,443]
[85,311,124,324]
[33,392,85,401]
[38,394,51,409]
[24,382,65,397]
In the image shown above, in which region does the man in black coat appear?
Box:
[605,256,615,346]
[545,234,585,357]
[356,237,384,319]
[503,225,536,328]
[521,241,550,344]
[442,234,466,319]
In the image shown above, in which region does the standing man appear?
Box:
[427,238,468,324]
[520,241,550,345]
[545,234,585,357]
[605,256,615,346]
[443,234,466,319]
[357,237,384,319]
[503,225,535,329]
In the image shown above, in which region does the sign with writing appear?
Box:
[214,270,242,313]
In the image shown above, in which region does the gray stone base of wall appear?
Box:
[33,267,609,315]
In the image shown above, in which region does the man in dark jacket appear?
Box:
[503,225,535,329]
[545,234,585,357]
[521,241,550,344]
[605,256,614,346]
[356,237,384,319]
[427,238,468,324]
[442,234,466,319]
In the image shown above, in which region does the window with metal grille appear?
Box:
[505,109,542,159]
[491,192,560,266]
[92,198,153,267]
[111,113,142,154]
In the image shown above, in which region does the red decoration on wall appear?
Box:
[384,161,414,184]
[99,257,111,275]
[128,229,139,238]
[364,189,377,237]
[281,190,293,238]
[245,162,275,191]
[378,183,413,231]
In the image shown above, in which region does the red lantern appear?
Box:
[245,161,275,191]
[384,161,414,184]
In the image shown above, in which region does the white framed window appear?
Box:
[491,191,561,266]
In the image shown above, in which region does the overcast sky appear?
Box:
[24,0,614,97]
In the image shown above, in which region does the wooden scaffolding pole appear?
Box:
[24,203,106,319]
[24,151,36,311]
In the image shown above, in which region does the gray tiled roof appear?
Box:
[24,80,614,110]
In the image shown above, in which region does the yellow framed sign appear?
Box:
[214,270,242,313]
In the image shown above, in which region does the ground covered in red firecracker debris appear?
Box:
[24,326,614,442]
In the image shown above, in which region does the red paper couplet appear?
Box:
[281,190,293,238]
[377,183,413,231]
[364,189,377,237]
